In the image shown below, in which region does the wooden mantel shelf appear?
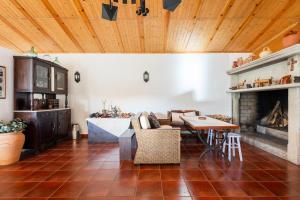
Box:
[227,44,300,75]
[227,83,300,93]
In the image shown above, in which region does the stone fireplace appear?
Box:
[238,90,289,159]
[229,44,300,165]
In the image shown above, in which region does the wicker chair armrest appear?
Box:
[140,129,181,139]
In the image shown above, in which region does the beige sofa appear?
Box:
[131,113,181,164]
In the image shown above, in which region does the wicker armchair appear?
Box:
[131,113,181,164]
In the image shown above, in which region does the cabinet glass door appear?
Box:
[56,71,65,91]
[35,64,49,90]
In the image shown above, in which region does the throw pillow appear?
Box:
[140,114,151,129]
[184,111,196,117]
[171,112,184,123]
[148,113,161,128]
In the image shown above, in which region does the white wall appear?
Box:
[0,47,14,121]
[0,49,247,132]
[47,53,247,133]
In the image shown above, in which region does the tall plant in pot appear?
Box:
[0,118,27,165]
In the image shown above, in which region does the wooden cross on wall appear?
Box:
[288,58,298,71]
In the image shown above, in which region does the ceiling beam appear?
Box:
[0,33,22,52]
[41,0,85,52]
[223,0,264,51]
[0,14,44,52]
[246,0,296,51]
[203,0,235,49]
[11,0,65,52]
[73,0,105,52]
[184,0,204,50]
[163,11,170,52]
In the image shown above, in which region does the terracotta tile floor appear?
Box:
[0,136,300,200]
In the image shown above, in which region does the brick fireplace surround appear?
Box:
[229,45,300,165]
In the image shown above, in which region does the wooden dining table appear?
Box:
[180,116,240,160]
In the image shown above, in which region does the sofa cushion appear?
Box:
[171,121,185,126]
[148,113,161,129]
[184,111,196,117]
[171,112,184,124]
[140,114,151,129]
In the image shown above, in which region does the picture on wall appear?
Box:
[0,66,6,99]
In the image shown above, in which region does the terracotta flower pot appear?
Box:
[282,31,300,48]
[0,132,25,165]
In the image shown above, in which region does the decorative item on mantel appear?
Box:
[282,30,300,48]
[294,76,300,83]
[259,47,272,58]
[244,53,257,64]
[231,54,257,68]
[253,77,273,87]
[280,75,292,84]
[287,57,298,72]
[230,80,246,90]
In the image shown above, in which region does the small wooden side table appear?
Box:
[119,129,137,161]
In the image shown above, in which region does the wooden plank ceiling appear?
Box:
[0,0,299,53]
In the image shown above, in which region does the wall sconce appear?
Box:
[74,71,80,83]
[143,71,149,83]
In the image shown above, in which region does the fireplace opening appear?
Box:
[239,90,288,143]
[239,89,288,159]
[257,90,288,132]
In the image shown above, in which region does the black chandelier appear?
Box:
[102,0,182,21]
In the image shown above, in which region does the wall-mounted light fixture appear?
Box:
[143,71,149,83]
[74,71,80,83]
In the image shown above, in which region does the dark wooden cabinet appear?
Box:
[14,56,71,153]
[14,56,69,95]
[15,109,71,152]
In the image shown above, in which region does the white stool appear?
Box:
[222,133,243,162]
[207,130,225,146]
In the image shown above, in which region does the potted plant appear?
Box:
[0,118,27,165]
